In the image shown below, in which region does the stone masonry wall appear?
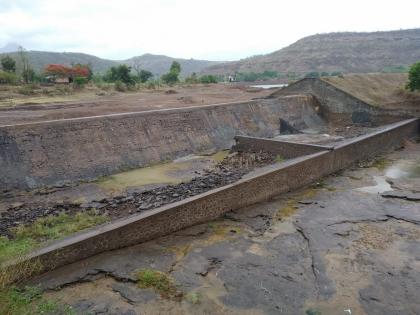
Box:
[6,119,417,284]
[232,135,332,159]
[0,96,320,189]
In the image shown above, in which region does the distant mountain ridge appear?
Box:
[0,49,222,76]
[202,28,420,75]
[2,28,420,77]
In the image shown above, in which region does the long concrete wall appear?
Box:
[232,135,333,159]
[271,78,407,124]
[0,95,322,190]
[4,118,418,284]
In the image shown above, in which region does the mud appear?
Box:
[25,141,420,315]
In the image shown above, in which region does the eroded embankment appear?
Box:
[270,77,412,124]
[0,95,321,190]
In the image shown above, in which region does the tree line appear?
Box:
[1,49,420,92]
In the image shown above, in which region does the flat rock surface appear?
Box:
[30,142,420,315]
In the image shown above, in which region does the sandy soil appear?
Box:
[0,84,272,126]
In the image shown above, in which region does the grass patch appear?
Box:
[371,157,390,170]
[185,291,201,304]
[0,286,74,315]
[0,211,109,265]
[136,269,182,299]
[276,200,298,220]
[210,150,230,163]
[207,223,241,236]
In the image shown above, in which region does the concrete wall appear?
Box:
[271,78,407,124]
[5,119,418,283]
[0,95,321,190]
[232,135,333,159]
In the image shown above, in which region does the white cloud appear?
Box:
[0,0,419,60]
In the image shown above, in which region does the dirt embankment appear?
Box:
[0,84,272,126]
[322,73,420,109]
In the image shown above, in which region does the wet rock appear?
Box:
[381,190,420,201]
[112,282,156,304]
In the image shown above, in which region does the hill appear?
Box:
[0,51,221,76]
[124,54,221,77]
[203,28,420,76]
[0,51,118,73]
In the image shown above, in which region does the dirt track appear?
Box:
[0,84,272,126]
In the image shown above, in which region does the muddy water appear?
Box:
[96,151,230,193]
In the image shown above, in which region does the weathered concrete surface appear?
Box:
[271,78,410,124]
[30,142,420,315]
[0,95,322,190]
[3,119,418,285]
[232,135,333,159]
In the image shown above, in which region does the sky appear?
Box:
[0,0,419,61]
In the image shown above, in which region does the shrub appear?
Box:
[17,84,39,95]
[304,72,320,78]
[406,62,420,92]
[104,64,135,86]
[185,72,199,84]
[199,75,218,84]
[0,71,18,84]
[73,76,87,88]
[114,80,127,92]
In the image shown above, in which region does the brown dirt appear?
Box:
[0,84,272,126]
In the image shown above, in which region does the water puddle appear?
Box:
[355,176,392,194]
[249,84,287,89]
[96,150,229,193]
[385,159,420,179]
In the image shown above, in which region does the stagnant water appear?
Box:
[356,158,420,194]
[249,84,288,89]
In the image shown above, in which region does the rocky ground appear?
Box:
[25,141,420,314]
[0,151,277,238]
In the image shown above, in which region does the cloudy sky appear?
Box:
[0,0,419,61]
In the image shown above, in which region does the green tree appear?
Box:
[138,70,153,83]
[161,61,181,85]
[104,64,135,85]
[1,55,16,73]
[170,61,181,74]
[406,62,420,92]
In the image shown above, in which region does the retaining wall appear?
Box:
[5,119,418,283]
[232,135,333,159]
[0,95,321,190]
